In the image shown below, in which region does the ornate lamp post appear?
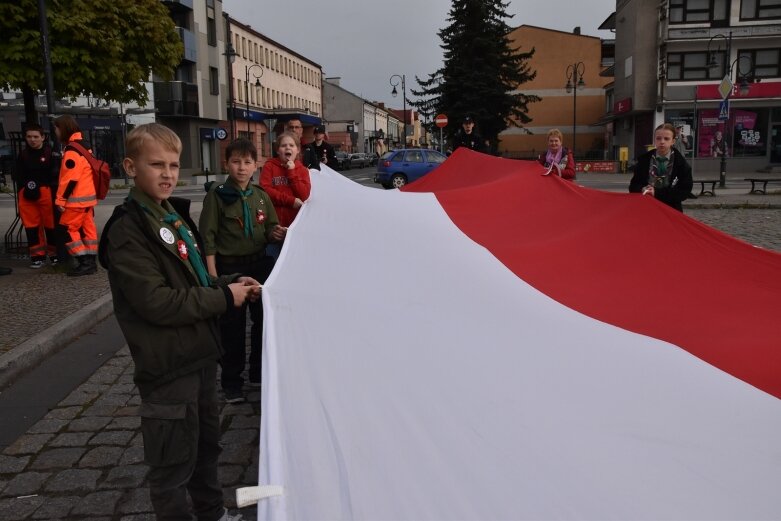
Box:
[390,74,406,149]
[565,62,586,159]
[245,64,263,134]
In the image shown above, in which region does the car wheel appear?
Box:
[390,174,407,188]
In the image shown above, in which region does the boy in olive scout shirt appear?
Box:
[200,139,286,403]
[98,124,259,521]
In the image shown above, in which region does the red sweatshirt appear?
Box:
[260,157,312,227]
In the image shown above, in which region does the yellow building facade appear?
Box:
[500,26,609,159]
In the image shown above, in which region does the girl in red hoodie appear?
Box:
[260,132,311,257]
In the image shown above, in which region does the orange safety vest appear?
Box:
[56,132,97,208]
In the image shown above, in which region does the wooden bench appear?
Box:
[745,178,781,195]
[693,178,719,196]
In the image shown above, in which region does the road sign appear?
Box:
[435,114,448,128]
[718,99,730,121]
[718,75,733,100]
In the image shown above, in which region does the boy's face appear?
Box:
[654,129,675,156]
[123,140,180,205]
[25,130,44,150]
[226,152,257,188]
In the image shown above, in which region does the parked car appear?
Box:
[373,148,448,189]
[348,152,369,168]
[334,151,350,170]
[366,153,379,166]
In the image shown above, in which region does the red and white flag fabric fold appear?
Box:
[257,150,781,520]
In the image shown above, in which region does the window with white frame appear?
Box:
[738,48,781,78]
[669,0,729,23]
[666,51,726,80]
[740,0,781,20]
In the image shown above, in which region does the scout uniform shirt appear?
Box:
[199,178,279,258]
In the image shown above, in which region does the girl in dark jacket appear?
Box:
[629,123,693,212]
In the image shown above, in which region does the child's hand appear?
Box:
[237,276,262,302]
[642,185,655,196]
[283,153,295,170]
[270,225,287,242]
[228,282,260,307]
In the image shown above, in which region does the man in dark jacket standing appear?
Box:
[453,115,485,152]
[307,125,338,170]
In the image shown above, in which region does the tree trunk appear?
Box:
[22,85,39,126]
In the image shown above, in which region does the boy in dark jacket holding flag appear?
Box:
[98,123,257,521]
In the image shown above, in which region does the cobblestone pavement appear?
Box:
[0,264,110,353]
[0,345,262,521]
[687,208,781,252]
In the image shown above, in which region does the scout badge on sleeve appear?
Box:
[256,209,266,224]
[177,240,188,260]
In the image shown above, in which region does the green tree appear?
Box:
[410,0,538,152]
[0,0,183,124]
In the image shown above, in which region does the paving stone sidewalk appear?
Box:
[0,345,262,521]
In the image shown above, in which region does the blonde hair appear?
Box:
[276,131,300,149]
[125,123,182,160]
[547,128,564,141]
[655,123,677,138]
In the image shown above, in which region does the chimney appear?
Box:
[573,26,581,35]
[325,77,341,86]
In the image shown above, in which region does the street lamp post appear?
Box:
[390,74,406,149]
[565,62,586,159]
[707,32,732,188]
[245,64,263,135]
[223,42,238,141]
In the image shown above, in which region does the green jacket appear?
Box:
[199,179,280,257]
[98,194,236,396]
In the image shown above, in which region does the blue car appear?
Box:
[373,148,447,189]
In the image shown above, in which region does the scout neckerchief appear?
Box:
[650,152,673,188]
[128,187,211,287]
[214,179,254,238]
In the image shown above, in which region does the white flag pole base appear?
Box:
[235,485,284,508]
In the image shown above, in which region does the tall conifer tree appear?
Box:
[411,0,538,152]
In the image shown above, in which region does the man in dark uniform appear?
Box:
[307,125,338,170]
[453,115,484,152]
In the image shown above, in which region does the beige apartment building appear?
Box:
[222,17,323,161]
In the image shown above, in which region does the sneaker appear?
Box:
[50,257,59,266]
[29,260,44,269]
[224,389,244,404]
[218,508,243,521]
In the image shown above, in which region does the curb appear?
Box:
[0,293,114,389]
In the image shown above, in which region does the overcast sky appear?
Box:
[222,0,616,107]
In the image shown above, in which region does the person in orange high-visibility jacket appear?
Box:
[54,115,98,276]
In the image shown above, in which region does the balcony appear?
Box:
[154,81,199,117]
[176,26,197,63]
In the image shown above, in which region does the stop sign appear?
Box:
[435,114,448,128]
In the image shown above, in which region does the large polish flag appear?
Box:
[256,149,781,520]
